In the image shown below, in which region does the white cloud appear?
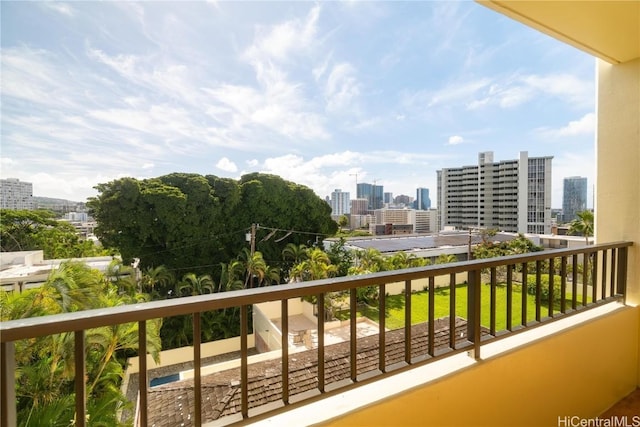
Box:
[43,2,75,17]
[426,78,491,108]
[324,62,360,113]
[142,163,154,169]
[448,135,464,145]
[257,150,445,199]
[216,157,238,173]
[246,159,259,167]
[522,74,592,107]
[556,113,595,137]
[536,113,596,139]
[243,5,320,63]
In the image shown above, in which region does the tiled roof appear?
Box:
[147,317,483,426]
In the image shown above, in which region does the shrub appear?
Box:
[356,285,379,305]
[526,274,563,304]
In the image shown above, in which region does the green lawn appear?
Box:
[339,283,584,332]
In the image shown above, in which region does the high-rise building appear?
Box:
[415,188,431,210]
[383,192,393,205]
[357,183,384,211]
[562,177,587,224]
[393,194,413,207]
[350,198,369,215]
[329,189,350,216]
[0,178,34,210]
[437,151,552,234]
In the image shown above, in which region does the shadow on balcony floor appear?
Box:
[601,388,640,417]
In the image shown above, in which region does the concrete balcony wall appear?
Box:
[320,305,639,427]
[595,57,640,385]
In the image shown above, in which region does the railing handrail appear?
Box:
[0,241,632,343]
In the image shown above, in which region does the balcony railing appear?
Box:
[0,241,632,427]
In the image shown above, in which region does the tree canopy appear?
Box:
[87,173,337,275]
[0,209,104,258]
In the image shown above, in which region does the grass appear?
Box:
[337,283,587,332]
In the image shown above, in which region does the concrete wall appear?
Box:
[125,334,255,375]
[320,306,639,426]
[384,273,468,295]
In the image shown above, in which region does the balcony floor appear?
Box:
[601,388,640,416]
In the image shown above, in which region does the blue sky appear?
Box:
[1,1,596,208]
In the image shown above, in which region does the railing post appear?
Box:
[350,288,357,382]
[317,293,325,393]
[193,313,202,426]
[1,341,16,427]
[616,246,629,304]
[378,284,386,373]
[467,269,481,360]
[281,299,289,405]
[74,330,86,427]
[138,321,147,427]
[240,305,249,418]
[404,280,412,364]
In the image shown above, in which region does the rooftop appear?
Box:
[147,317,482,426]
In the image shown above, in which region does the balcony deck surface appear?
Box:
[601,388,640,417]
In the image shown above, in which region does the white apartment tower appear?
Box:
[0,178,34,210]
[330,189,350,216]
[437,151,552,234]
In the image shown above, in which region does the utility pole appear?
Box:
[250,223,257,256]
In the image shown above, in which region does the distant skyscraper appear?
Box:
[383,192,393,204]
[415,188,431,210]
[394,194,413,206]
[330,189,350,216]
[0,178,34,210]
[562,177,587,223]
[437,151,552,234]
[357,183,384,210]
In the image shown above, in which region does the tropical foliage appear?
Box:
[1,261,161,426]
[568,210,594,245]
[0,209,106,258]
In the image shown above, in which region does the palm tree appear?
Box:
[282,243,308,264]
[569,210,594,246]
[140,265,175,298]
[234,248,268,288]
[435,254,459,264]
[355,248,386,273]
[177,273,215,296]
[5,261,161,426]
[290,248,338,282]
[217,262,245,292]
[260,265,281,286]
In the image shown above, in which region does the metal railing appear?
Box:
[0,241,632,426]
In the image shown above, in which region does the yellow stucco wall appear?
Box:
[596,58,640,304]
[595,57,640,385]
[319,306,639,427]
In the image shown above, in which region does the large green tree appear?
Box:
[87,173,337,281]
